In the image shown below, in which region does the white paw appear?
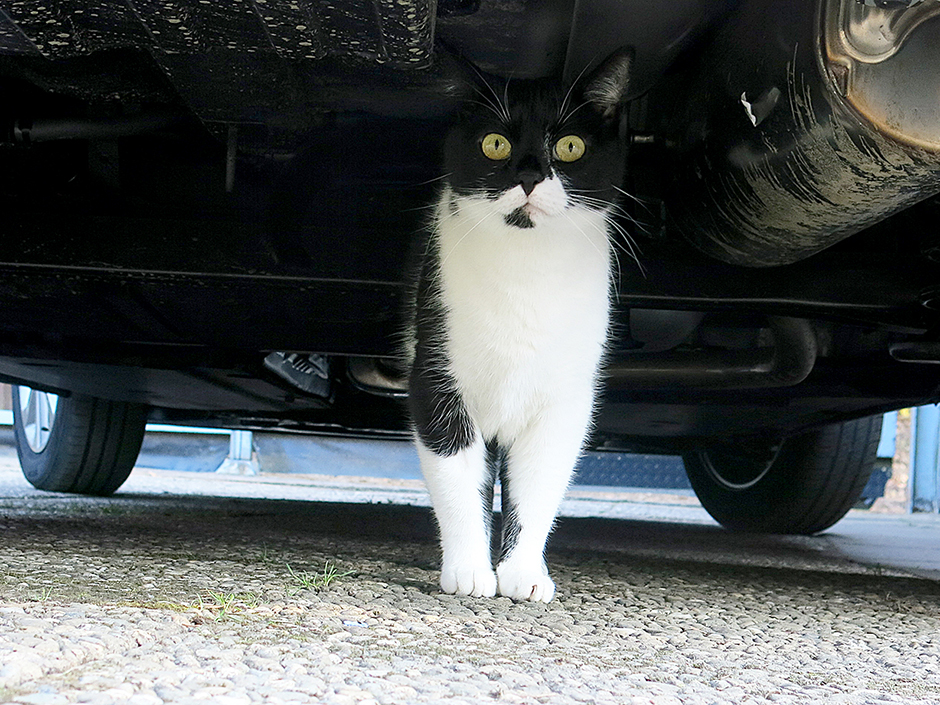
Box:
[496,560,556,603]
[440,560,497,597]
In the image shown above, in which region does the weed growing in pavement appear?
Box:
[196,590,261,621]
[258,543,276,564]
[286,561,352,594]
[29,586,54,602]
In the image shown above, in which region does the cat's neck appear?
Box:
[435,187,611,264]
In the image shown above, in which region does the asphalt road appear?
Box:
[2,454,940,704]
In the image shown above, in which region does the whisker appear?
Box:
[414,172,452,185]
[565,211,625,293]
[402,202,447,214]
[610,208,652,235]
[569,195,645,227]
[468,96,510,124]
[559,99,593,125]
[567,186,618,195]
[559,174,649,257]
[469,68,512,125]
[568,194,620,209]
[569,185,651,205]
[611,184,655,214]
[568,192,652,235]
[558,62,593,121]
[563,183,646,278]
[604,214,647,278]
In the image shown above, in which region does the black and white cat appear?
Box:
[406,53,633,603]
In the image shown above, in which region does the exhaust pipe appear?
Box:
[349,316,817,395]
[606,316,817,390]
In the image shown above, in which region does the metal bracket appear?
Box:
[215,430,261,476]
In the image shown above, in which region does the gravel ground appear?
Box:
[2,461,940,704]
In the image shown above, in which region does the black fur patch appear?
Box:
[482,441,501,556]
[498,455,522,563]
[408,243,476,457]
[504,207,534,229]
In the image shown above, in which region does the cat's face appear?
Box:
[442,66,629,230]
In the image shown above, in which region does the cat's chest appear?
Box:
[433,204,612,431]
[434,201,612,328]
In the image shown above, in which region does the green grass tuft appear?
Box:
[286,561,352,593]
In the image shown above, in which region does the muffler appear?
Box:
[658,0,940,266]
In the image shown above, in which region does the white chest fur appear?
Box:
[434,190,612,444]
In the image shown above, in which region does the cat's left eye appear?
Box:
[554,135,586,162]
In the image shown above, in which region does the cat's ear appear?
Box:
[582,48,634,119]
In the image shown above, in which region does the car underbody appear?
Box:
[1,0,939,459]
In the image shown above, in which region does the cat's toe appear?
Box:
[496,561,556,603]
[440,562,497,598]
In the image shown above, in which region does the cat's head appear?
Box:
[442,51,633,229]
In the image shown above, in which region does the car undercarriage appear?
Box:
[1,0,939,530]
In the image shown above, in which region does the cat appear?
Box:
[406,51,634,602]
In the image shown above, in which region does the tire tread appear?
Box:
[684,415,883,535]
[13,389,147,497]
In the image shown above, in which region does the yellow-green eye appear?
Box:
[481,133,512,160]
[554,135,585,162]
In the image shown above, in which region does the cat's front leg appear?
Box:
[496,396,593,603]
[416,436,497,597]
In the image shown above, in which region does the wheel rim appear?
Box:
[698,441,783,491]
[17,386,59,453]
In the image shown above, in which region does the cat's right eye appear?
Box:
[481,133,512,160]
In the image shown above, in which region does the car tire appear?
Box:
[12,386,148,496]
[682,415,882,535]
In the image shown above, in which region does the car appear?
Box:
[1,0,938,534]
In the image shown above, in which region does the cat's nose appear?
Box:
[518,170,544,196]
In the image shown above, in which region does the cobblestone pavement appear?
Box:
[1,459,940,705]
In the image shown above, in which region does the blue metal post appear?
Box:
[216,430,260,475]
[230,430,254,461]
[911,405,940,513]
[877,411,897,459]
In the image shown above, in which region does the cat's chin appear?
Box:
[504,207,536,229]
[502,202,566,229]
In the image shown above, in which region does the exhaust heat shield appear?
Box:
[660,0,940,266]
